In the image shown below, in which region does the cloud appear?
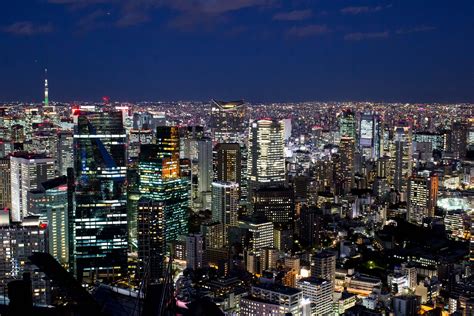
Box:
[286,24,330,38]
[341,4,391,15]
[344,31,389,41]
[49,0,276,28]
[396,25,436,35]
[273,9,312,21]
[2,22,54,36]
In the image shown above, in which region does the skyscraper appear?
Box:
[137,198,165,282]
[252,186,295,225]
[73,109,128,282]
[339,136,355,193]
[391,126,413,196]
[10,153,55,222]
[214,143,241,185]
[138,131,189,279]
[211,99,245,143]
[248,119,286,198]
[339,109,356,139]
[407,174,438,225]
[0,158,11,210]
[359,112,380,159]
[311,250,336,291]
[0,215,49,304]
[198,138,213,209]
[211,181,239,245]
[57,131,74,176]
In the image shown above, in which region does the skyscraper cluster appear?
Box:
[0,94,473,315]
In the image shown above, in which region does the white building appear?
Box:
[297,277,333,315]
[10,153,55,222]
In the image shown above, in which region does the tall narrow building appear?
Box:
[247,119,286,199]
[407,174,438,225]
[211,99,245,143]
[73,109,128,282]
[0,158,11,211]
[211,181,239,245]
[391,126,413,196]
[138,129,189,280]
[214,143,241,185]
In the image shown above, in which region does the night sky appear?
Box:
[1,0,473,103]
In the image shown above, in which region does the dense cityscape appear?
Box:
[0,74,472,315]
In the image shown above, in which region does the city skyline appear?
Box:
[1,0,473,103]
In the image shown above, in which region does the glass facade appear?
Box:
[73,109,128,282]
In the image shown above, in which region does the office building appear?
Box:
[137,198,165,282]
[73,109,128,282]
[252,186,294,224]
[0,215,49,304]
[248,119,286,199]
[297,277,333,315]
[10,153,55,222]
[241,284,306,316]
[211,181,239,245]
[211,99,245,143]
[391,126,413,196]
[311,250,336,290]
[0,158,11,210]
[214,143,241,185]
[407,174,438,225]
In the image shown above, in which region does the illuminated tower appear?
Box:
[73,109,128,282]
[44,68,49,108]
[390,126,413,196]
[407,174,438,225]
[339,137,355,193]
[359,112,380,159]
[211,99,245,143]
[339,109,356,139]
[248,119,286,199]
[138,132,189,278]
[211,181,239,246]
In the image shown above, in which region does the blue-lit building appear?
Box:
[72,108,128,282]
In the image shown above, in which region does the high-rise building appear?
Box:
[73,109,128,282]
[407,174,438,225]
[211,99,245,143]
[0,215,49,304]
[57,131,73,176]
[299,205,322,248]
[239,216,274,252]
[449,121,468,159]
[186,233,204,270]
[339,109,356,139]
[137,198,165,282]
[214,143,241,185]
[248,119,286,199]
[211,181,239,245]
[28,176,70,268]
[297,277,333,315]
[240,284,306,316]
[139,142,189,245]
[10,153,55,222]
[339,137,356,193]
[391,126,413,196]
[311,250,336,290]
[128,129,153,161]
[138,134,188,279]
[0,158,11,210]
[198,138,213,209]
[359,112,380,159]
[252,186,294,224]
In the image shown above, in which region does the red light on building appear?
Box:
[39,223,48,230]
